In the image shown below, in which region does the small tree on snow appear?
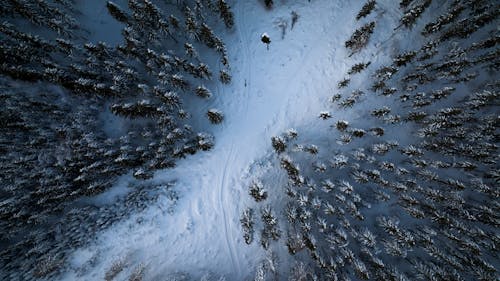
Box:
[356,0,376,20]
[196,133,214,151]
[345,22,376,55]
[195,85,212,98]
[241,208,255,244]
[219,69,231,84]
[184,42,198,58]
[398,0,432,29]
[319,111,332,120]
[261,33,271,50]
[271,136,287,153]
[217,0,234,28]
[336,120,349,131]
[207,109,224,124]
[249,181,268,202]
[348,62,371,75]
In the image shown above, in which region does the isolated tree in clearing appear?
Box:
[207,109,224,124]
[261,33,271,50]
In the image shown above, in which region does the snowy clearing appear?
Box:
[59,0,403,280]
[3,0,496,280]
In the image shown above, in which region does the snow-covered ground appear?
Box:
[60,1,404,279]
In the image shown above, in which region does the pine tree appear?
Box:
[219,69,231,84]
[241,208,255,244]
[207,109,224,124]
[356,1,376,20]
[319,111,332,119]
[345,22,376,54]
[249,181,268,201]
[399,0,432,29]
[271,136,287,153]
[261,33,271,50]
[348,62,371,75]
[217,0,234,28]
[195,85,212,98]
[106,1,128,23]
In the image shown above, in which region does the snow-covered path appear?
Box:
[61,1,400,280]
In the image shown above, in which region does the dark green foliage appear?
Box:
[338,78,351,88]
[345,22,376,54]
[422,4,464,35]
[348,62,371,75]
[241,208,255,244]
[249,181,268,202]
[356,0,376,20]
[393,51,417,66]
[207,109,224,124]
[195,85,212,98]
[219,69,231,84]
[400,0,414,9]
[400,0,432,29]
[272,136,287,153]
[106,1,129,23]
[111,100,162,118]
[217,0,234,28]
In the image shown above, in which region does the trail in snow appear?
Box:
[218,142,239,273]
[59,1,397,280]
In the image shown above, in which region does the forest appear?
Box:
[0,0,498,280]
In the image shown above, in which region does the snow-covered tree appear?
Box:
[249,181,268,202]
[207,108,224,124]
[345,22,376,54]
[356,0,376,20]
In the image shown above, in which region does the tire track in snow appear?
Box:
[211,2,254,277]
[217,141,240,275]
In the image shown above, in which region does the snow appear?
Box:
[77,0,126,46]
[59,0,406,279]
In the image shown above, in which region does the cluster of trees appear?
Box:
[245,0,499,280]
[0,0,233,280]
[240,179,281,251]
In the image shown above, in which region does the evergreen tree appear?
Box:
[207,109,224,124]
[106,1,128,23]
[345,22,376,54]
[219,69,231,84]
[217,0,234,28]
[356,0,376,20]
[265,0,274,9]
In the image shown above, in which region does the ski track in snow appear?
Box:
[59,1,399,280]
[218,142,239,273]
